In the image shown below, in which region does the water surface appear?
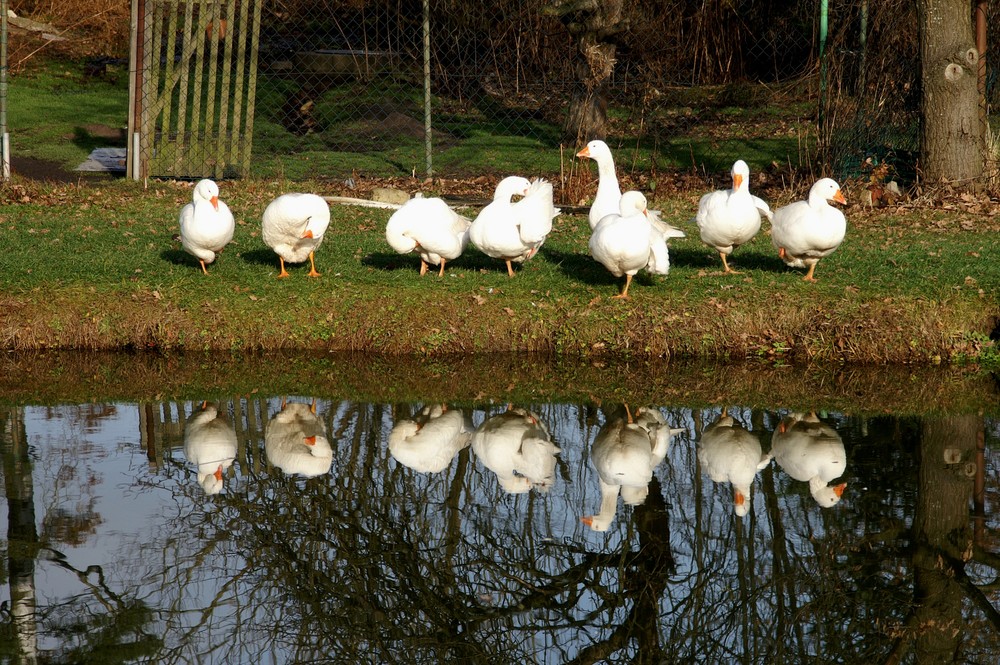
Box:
[2,354,1000,663]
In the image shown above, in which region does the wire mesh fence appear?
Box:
[1,1,996,191]
[127,0,824,184]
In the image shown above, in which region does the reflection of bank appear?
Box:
[265,399,332,478]
[470,407,560,494]
[388,404,472,474]
[183,402,238,495]
[583,405,684,532]
[697,408,771,517]
[771,412,847,507]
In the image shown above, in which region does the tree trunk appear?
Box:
[546,0,625,143]
[564,33,615,143]
[911,415,978,663]
[917,0,984,186]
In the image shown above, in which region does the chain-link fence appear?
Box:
[1,1,995,190]
[250,0,822,185]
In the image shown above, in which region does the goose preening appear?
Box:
[265,398,333,478]
[771,412,847,507]
[179,179,235,275]
[589,191,676,298]
[770,178,847,282]
[183,401,238,495]
[261,193,331,278]
[695,160,772,274]
[583,405,683,532]
[388,404,473,473]
[697,408,771,517]
[385,195,472,276]
[468,176,559,276]
[470,407,560,493]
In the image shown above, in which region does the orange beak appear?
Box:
[833,483,847,498]
[304,435,316,446]
[733,173,743,189]
[580,516,595,527]
[210,195,219,212]
[302,229,314,239]
[735,490,746,507]
[833,189,847,204]
[213,465,224,481]
[576,146,590,158]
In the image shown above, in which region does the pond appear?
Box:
[2,352,1000,664]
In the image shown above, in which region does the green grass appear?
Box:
[7,65,129,169]
[0,177,996,366]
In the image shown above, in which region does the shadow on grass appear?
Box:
[362,251,429,274]
[542,246,622,288]
[241,248,282,270]
[161,248,195,269]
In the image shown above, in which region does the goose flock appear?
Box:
[184,397,848,528]
[179,140,847,290]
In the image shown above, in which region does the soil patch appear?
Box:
[11,156,79,183]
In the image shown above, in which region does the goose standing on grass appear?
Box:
[468,176,559,276]
[265,398,333,478]
[385,195,472,276]
[590,191,672,298]
[179,179,235,275]
[183,402,238,495]
[388,404,473,473]
[771,412,847,507]
[582,405,683,532]
[261,192,331,278]
[771,178,847,282]
[695,159,773,273]
[576,140,623,231]
[697,408,771,517]
[470,407,560,493]
[577,139,686,240]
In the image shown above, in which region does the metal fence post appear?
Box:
[423,0,432,179]
[1,0,9,181]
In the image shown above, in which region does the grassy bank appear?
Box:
[0,177,997,365]
[1,351,996,417]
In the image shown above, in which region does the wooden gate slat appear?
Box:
[133,0,260,179]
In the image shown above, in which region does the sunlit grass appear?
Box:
[0,177,996,364]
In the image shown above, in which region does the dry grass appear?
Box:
[9,0,130,68]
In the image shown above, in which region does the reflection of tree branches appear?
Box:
[39,547,162,662]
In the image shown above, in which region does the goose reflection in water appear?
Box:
[265,398,333,478]
[771,411,847,507]
[183,401,238,495]
[470,406,560,493]
[697,408,771,517]
[583,405,684,532]
[388,404,473,473]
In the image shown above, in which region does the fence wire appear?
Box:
[4,1,997,189]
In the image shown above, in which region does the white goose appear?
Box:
[589,191,665,298]
[261,193,331,278]
[576,139,686,241]
[576,140,623,231]
[179,179,235,275]
[385,196,472,276]
[771,412,847,507]
[771,178,847,281]
[583,405,683,532]
[183,402,238,495]
[695,160,772,273]
[470,407,560,493]
[697,408,771,517]
[468,176,559,276]
[264,398,333,478]
[388,404,472,473]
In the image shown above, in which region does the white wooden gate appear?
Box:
[127,0,263,180]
